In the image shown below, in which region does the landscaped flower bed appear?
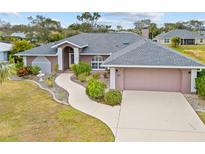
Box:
[70,61,122,106]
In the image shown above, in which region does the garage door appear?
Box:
[32,56,51,74]
[123,68,181,92]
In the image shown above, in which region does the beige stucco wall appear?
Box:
[115,68,191,93]
[195,38,205,44]
[27,56,58,72]
[155,38,171,44]
[80,55,110,64]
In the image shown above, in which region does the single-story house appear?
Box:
[11,32,26,39]
[153,29,205,45]
[15,32,205,93]
[0,42,12,62]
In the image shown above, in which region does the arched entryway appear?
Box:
[62,46,74,70]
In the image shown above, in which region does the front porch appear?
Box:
[56,43,80,72]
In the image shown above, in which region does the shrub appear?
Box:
[92,72,101,79]
[31,65,41,75]
[17,67,29,77]
[71,64,77,75]
[15,62,24,69]
[26,65,33,74]
[71,61,91,77]
[104,90,122,106]
[45,75,55,87]
[196,76,205,97]
[54,64,58,73]
[198,69,205,78]
[86,75,94,82]
[86,79,106,100]
[171,37,181,48]
[77,72,88,82]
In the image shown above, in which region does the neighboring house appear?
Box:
[153,29,205,45]
[0,42,12,62]
[11,32,26,39]
[15,32,205,93]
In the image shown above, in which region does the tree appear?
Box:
[0,63,15,84]
[116,25,123,31]
[134,19,161,38]
[171,37,181,48]
[27,15,62,43]
[163,23,187,32]
[48,32,64,42]
[10,40,34,63]
[134,19,151,29]
[77,12,101,27]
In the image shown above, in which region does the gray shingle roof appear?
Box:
[16,32,204,68]
[154,29,205,39]
[103,39,204,67]
[55,32,142,53]
[15,42,57,56]
[16,32,143,55]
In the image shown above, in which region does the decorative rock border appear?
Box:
[10,78,69,106]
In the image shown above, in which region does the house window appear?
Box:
[200,39,203,43]
[91,56,105,70]
[164,39,170,43]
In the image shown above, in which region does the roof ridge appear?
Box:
[104,38,147,64]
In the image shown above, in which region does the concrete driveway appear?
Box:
[116,91,205,141]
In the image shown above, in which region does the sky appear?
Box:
[1,12,205,29]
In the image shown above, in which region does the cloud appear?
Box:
[99,12,165,29]
[0,12,20,17]
[98,18,133,29]
[104,12,164,22]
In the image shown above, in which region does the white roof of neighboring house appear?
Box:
[11,32,26,39]
[0,42,12,52]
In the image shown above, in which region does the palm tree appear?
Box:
[0,63,15,84]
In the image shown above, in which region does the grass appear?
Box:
[197,111,205,124]
[0,80,114,141]
[168,45,205,64]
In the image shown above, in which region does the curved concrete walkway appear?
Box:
[55,73,120,136]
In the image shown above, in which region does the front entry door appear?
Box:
[69,53,74,68]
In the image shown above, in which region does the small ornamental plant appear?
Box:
[104,90,122,106]
[86,78,106,101]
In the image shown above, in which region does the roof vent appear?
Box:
[123,41,129,45]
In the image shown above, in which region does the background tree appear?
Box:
[134,19,161,38]
[10,40,34,63]
[171,37,181,48]
[48,32,64,42]
[116,25,123,31]
[27,15,62,43]
[70,12,111,33]
[77,12,101,27]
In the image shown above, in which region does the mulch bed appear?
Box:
[10,74,69,104]
[70,72,110,88]
[184,94,205,112]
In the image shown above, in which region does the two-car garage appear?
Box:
[115,68,192,93]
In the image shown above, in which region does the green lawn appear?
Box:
[197,111,205,124]
[168,45,205,64]
[0,80,114,141]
